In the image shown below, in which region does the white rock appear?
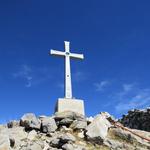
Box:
[85,114,111,144]
[42,117,57,133]
[27,130,37,140]
[70,120,87,130]
[43,141,50,150]
[60,126,72,132]
[62,143,74,150]
[77,131,84,138]
[20,113,41,130]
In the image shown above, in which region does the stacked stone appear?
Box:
[0,111,150,150]
[119,108,150,131]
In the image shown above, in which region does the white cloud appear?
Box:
[13,65,51,87]
[94,80,110,92]
[13,65,33,88]
[73,71,86,82]
[116,83,135,99]
[123,83,134,92]
[115,84,150,113]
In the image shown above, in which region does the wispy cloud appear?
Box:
[123,83,134,92]
[73,71,87,82]
[13,64,51,87]
[94,80,110,92]
[115,83,150,113]
[57,83,64,91]
[116,83,136,99]
[13,65,33,87]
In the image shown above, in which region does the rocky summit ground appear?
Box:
[0,111,150,150]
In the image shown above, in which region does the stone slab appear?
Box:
[55,98,85,115]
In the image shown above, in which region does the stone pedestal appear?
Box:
[55,98,85,115]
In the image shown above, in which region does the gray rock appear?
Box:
[55,111,85,121]
[73,113,86,122]
[55,111,75,121]
[50,133,76,148]
[70,120,87,130]
[38,115,47,121]
[59,133,76,143]
[7,120,19,128]
[27,130,37,140]
[62,143,74,150]
[85,113,111,144]
[59,118,73,126]
[50,138,60,148]
[0,111,150,150]
[20,113,41,130]
[60,126,73,132]
[42,117,57,133]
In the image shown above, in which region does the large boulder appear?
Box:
[50,133,76,148]
[41,117,57,133]
[54,111,86,128]
[27,130,37,140]
[54,111,85,121]
[62,143,74,150]
[20,113,41,130]
[59,118,73,126]
[85,113,111,144]
[59,133,76,143]
[70,120,87,130]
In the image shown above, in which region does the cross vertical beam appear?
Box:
[64,41,72,98]
[50,41,84,99]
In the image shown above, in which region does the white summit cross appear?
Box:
[50,41,84,99]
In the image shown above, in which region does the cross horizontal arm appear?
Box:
[50,50,65,57]
[70,53,84,59]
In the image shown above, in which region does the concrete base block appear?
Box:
[55,98,85,115]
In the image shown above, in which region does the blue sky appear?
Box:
[0,0,150,122]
